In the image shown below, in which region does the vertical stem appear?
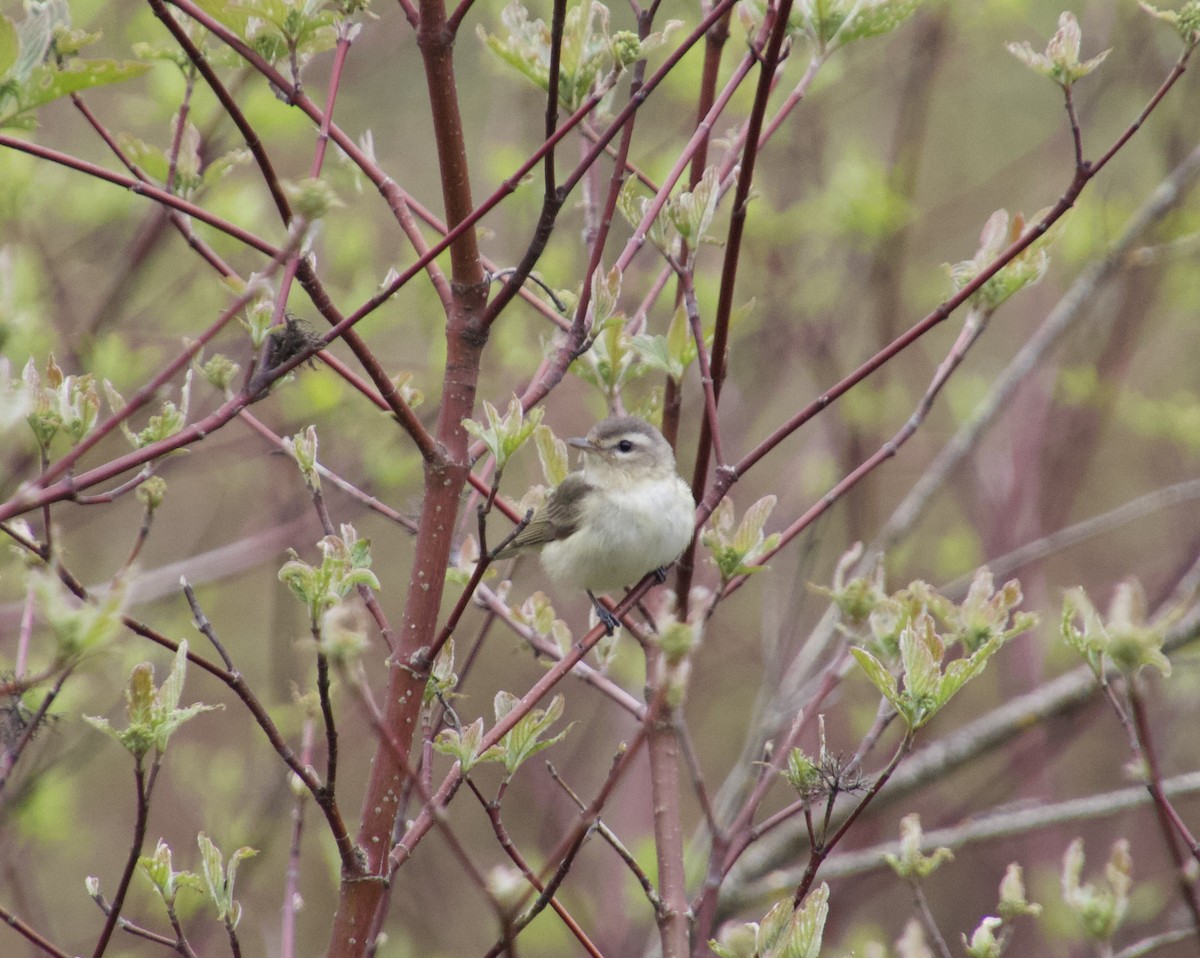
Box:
[325,0,489,955]
[645,663,690,958]
[416,9,484,284]
[661,3,732,452]
[675,0,795,603]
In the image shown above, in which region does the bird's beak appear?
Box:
[567,436,593,451]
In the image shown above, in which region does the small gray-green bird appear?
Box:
[495,416,695,634]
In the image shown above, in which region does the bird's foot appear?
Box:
[588,590,619,636]
[653,566,669,584]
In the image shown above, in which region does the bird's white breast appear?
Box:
[541,475,694,592]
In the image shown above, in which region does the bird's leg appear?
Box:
[652,566,669,584]
[587,590,620,636]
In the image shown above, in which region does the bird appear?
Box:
[493,416,695,634]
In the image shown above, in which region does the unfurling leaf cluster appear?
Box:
[709,883,830,958]
[198,833,258,930]
[463,396,543,474]
[1061,838,1133,943]
[884,813,954,880]
[617,166,723,262]
[278,524,380,627]
[737,0,920,55]
[118,118,249,199]
[1140,1,1200,47]
[1061,578,1174,679]
[21,355,100,452]
[137,839,204,909]
[32,568,126,661]
[702,495,781,584]
[195,0,341,76]
[122,834,257,937]
[1007,12,1109,88]
[843,569,1036,729]
[630,306,699,383]
[433,691,570,777]
[948,209,1050,311]
[104,371,193,449]
[85,641,220,758]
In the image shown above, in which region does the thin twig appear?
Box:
[878,140,1200,552]
[92,756,156,958]
[727,770,1200,908]
[468,779,605,958]
[910,882,954,958]
[281,717,315,958]
[792,729,914,905]
[724,611,1200,906]
[473,584,645,718]
[0,903,74,958]
[547,761,662,910]
[1125,682,1200,928]
[0,133,278,253]
[182,580,235,670]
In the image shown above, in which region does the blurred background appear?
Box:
[2,0,1200,954]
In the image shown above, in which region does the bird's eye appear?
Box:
[616,439,634,453]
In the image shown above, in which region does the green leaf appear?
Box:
[198,833,257,928]
[947,209,1050,310]
[11,0,62,83]
[478,4,552,93]
[591,264,621,326]
[668,165,720,245]
[754,884,830,958]
[883,813,954,879]
[86,640,220,758]
[997,863,1041,920]
[423,639,458,706]
[572,317,644,395]
[279,525,380,626]
[839,0,920,44]
[1,59,150,128]
[463,396,542,473]
[962,917,1004,958]
[139,839,204,907]
[196,0,336,66]
[1061,838,1132,943]
[782,747,821,795]
[288,425,320,490]
[491,692,570,776]
[631,306,698,383]
[1007,12,1110,87]
[169,116,203,194]
[850,646,903,715]
[201,145,251,191]
[1140,2,1200,48]
[700,495,780,583]
[898,614,942,705]
[32,567,125,660]
[1061,580,1173,678]
[433,717,499,772]
[480,2,679,115]
[533,424,569,486]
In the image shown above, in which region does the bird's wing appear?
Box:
[494,473,592,557]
